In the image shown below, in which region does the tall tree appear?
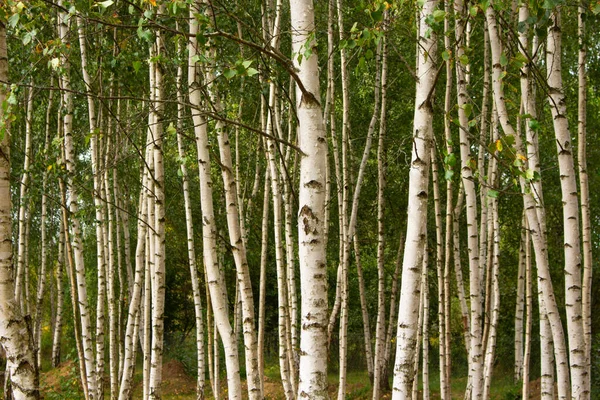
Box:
[392,0,438,396]
[0,17,39,400]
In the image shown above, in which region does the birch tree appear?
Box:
[0,17,39,400]
[392,0,438,396]
[289,0,329,397]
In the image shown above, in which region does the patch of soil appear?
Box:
[40,360,84,396]
[153,360,197,396]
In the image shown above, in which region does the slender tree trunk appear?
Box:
[34,82,54,371]
[0,22,38,399]
[577,3,592,396]
[431,146,446,400]
[258,167,270,395]
[486,5,570,399]
[15,86,33,311]
[117,173,148,400]
[59,7,97,396]
[353,238,373,383]
[189,4,242,398]
[175,33,205,399]
[421,248,430,400]
[392,2,437,395]
[522,220,532,400]
[59,179,89,400]
[372,14,389,398]
[289,0,329,397]
[546,10,587,399]
[454,2,483,397]
[52,222,65,368]
[514,215,526,383]
[442,8,453,397]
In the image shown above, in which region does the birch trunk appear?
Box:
[441,7,453,397]
[289,0,329,397]
[199,6,262,396]
[485,5,570,398]
[514,216,526,383]
[431,145,446,400]
[337,23,382,400]
[454,1,483,396]
[189,4,242,398]
[35,80,54,372]
[59,7,97,395]
[421,248,430,400]
[546,10,587,399]
[76,19,107,399]
[175,36,205,399]
[258,168,271,395]
[522,221,533,400]
[59,179,90,400]
[392,1,437,395]
[0,22,38,399]
[15,86,33,312]
[52,223,65,368]
[117,175,148,400]
[577,3,592,396]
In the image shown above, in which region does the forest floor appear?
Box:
[38,359,544,399]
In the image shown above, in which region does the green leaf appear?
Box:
[442,50,450,61]
[487,189,499,198]
[132,60,142,73]
[444,169,454,181]
[22,32,33,45]
[8,13,20,29]
[504,135,515,146]
[223,69,236,80]
[462,103,472,118]
[444,153,457,167]
[469,5,478,16]
[459,54,469,66]
[525,169,535,180]
[528,119,540,131]
[97,0,114,8]
[246,67,259,77]
[370,9,383,22]
[500,52,508,67]
[433,9,446,22]
[166,123,177,136]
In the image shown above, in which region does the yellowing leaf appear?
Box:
[147,0,157,7]
[495,139,503,152]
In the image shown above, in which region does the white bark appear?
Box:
[0,23,38,399]
[546,10,587,399]
[59,7,97,396]
[577,4,592,397]
[485,5,570,399]
[289,0,329,397]
[392,1,437,396]
[372,14,389,398]
[15,86,33,312]
[455,1,483,396]
[175,36,205,400]
[189,4,242,398]
[522,221,532,400]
